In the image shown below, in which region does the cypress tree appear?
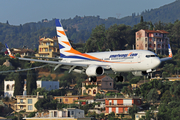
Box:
[140,16,144,23]
[26,69,37,95]
[14,72,24,96]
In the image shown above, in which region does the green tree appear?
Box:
[129,105,139,120]
[99,113,105,119]
[161,90,171,104]
[84,24,106,52]
[35,97,58,110]
[14,72,24,96]
[147,88,159,104]
[26,69,37,95]
[108,112,116,120]
[140,16,144,23]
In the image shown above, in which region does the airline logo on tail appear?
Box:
[5,44,15,58]
[56,19,101,61]
[168,44,173,58]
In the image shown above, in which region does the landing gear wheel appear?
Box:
[92,77,97,82]
[88,77,92,82]
[115,76,123,82]
[119,76,123,82]
[115,76,119,82]
[88,76,97,82]
[147,75,151,79]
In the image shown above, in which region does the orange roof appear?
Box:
[157,30,169,34]
[40,38,44,41]
[143,29,169,34]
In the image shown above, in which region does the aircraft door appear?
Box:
[138,53,141,63]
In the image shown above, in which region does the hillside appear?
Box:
[0,0,180,49]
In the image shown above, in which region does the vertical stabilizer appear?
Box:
[5,44,15,58]
[56,19,74,58]
[168,44,173,58]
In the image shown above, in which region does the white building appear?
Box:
[36,81,59,90]
[24,108,91,120]
[48,108,85,118]
[4,80,15,98]
[4,80,59,97]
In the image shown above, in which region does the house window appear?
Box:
[49,49,52,52]
[28,99,32,104]
[20,99,23,103]
[37,84,40,88]
[88,90,91,94]
[20,105,23,109]
[109,100,112,105]
[93,89,96,94]
[110,83,112,86]
[28,105,33,110]
[46,42,50,45]
[6,85,10,91]
[83,90,86,94]
[145,38,147,41]
[45,48,48,52]
[58,98,63,103]
[65,99,68,102]
[71,111,74,115]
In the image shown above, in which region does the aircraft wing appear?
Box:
[18,57,88,67]
[24,56,62,60]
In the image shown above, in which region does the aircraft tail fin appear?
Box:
[160,44,173,62]
[56,19,80,58]
[168,44,173,58]
[5,44,15,58]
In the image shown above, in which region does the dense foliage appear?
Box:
[1,0,180,50]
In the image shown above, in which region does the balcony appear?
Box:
[16,95,44,99]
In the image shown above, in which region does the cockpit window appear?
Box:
[146,55,158,58]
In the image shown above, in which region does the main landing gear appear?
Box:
[115,75,123,82]
[88,75,123,83]
[88,76,97,82]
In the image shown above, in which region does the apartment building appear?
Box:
[14,92,43,112]
[136,29,169,55]
[105,97,142,115]
[24,108,91,120]
[82,76,117,96]
[54,96,79,104]
[35,37,59,58]
[11,48,35,57]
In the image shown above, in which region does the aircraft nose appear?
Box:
[153,58,161,67]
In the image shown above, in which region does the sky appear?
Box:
[0,0,176,25]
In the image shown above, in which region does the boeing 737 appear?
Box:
[6,19,173,82]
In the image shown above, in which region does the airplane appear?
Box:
[5,19,173,82]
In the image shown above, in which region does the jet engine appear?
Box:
[86,65,104,76]
[132,71,148,76]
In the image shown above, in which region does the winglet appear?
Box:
[168,44,173,58]
[5,44,15,58]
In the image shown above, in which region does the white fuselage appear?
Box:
[61,50,161,73]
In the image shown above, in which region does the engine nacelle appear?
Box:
[86,65,104,76]
[132,71,148,76]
